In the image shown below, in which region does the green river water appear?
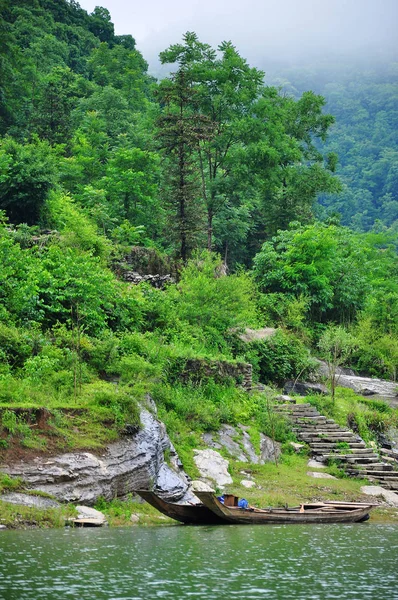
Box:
[0,524,397,599]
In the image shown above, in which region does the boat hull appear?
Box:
[195,492,374,525]
[135,490,225,524]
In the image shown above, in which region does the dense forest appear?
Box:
[0,0,397,460]
[265,60,398,231]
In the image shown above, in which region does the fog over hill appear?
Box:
[79,0,398,72]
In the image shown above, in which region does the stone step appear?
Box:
[275,403,314,411]
[383,482,398,491]
[300,430,357,436]
[293,424,346,431]
[299,436,358,443]
[322,453,379,461]
[286,415,327,425]
[310,442,367,449]
[326,455,380,464]
[347,468,397,476]
[380,448,398,460]
[365,476,398,485]
[345,454,383,465]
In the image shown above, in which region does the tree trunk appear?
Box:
[207,210,213,251]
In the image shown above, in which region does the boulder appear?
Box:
[361,485,398,507]
[202,426,280,465]
[193,449,233,488]
[240,479,256,489]
[190,480,214,492]
[289,442,305,452]
[315,360,398,405]
[284,381,328,396]
[260,434,281,463]
[75,505,107,525]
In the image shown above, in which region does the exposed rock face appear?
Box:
[238,328,277,343]
[315,360,398,406]
[1,408,191,506]
[193,449,233,488]
[202,425,280,465]
[123,272,175,288]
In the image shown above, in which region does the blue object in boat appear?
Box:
[217,495,225,504]
[238,498,249,509]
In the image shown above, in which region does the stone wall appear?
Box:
[178,358,253,391]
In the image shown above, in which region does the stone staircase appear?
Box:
[275,402,398,491]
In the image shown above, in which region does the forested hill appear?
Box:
[0,0,397,490]
[264,60,398,231]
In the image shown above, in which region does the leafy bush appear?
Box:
[245,330,315,385]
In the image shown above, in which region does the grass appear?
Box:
[94,496,175,527]
[303,387,398,444]
[0,500,77,529]
[226,454,372,508]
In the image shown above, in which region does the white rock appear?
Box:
[76,506,107,523]
[130,513,140,523]
[276,394,295,403]
[307,459,327,469]
[290,442,305,452]
[306,471,337,479]
[190,480,214,492]
[361,485,398,507]
[240,479,256,489]
[193,449,233,487]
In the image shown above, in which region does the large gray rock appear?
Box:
[315,360,398,406]
[75,506,107,525]
[1,408,190,506]
[361,485,398,507]
[260,434,281,463]
[284,381,328,396]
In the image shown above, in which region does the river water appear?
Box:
[1,524,397,600]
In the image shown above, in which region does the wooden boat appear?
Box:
[135,490,225,525]
[195,492,375,525]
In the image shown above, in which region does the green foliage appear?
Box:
[306,388,398,444]
[318,325,356,400]
[0,473,23,494]
[154,253,258,344]
[246,330,315,385]
[253,222,398,326]
[44,190,111,259]
[0,137,58,225]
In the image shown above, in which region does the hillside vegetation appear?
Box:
[0,0,397,479]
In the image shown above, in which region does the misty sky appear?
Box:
[79,0,398,69]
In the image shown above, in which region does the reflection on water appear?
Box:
[0,524,397,599]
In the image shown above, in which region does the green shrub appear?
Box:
[246,330,315,385]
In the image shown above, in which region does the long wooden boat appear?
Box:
[135,490,225,524]
[195,492,375,524]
